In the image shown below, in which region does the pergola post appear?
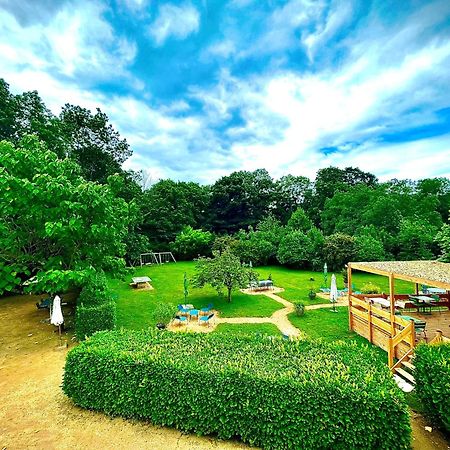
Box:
[348,264,353,331]
[414,283,419,295]
[389,272,395,337]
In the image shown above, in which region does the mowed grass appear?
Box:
[255,265,415,305]
[288,307,386,362]
[109,261,416,332]
[108,261,283,330]
[214,323,282,336]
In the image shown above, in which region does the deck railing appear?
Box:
[348,295,415,369]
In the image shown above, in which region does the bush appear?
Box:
[77,272,110,306]
[360,282,382,294]
[151,302,176,327]
[294,302,305,316]
[415,343,450,432]
[75,302,116,340]
[63,331,411,449]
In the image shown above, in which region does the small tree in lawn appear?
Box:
[193,250,256,302]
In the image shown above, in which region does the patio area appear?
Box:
[406,309,450,341]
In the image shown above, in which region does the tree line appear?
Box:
[1,78,449,296]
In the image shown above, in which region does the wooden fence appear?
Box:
[348,295,415,368]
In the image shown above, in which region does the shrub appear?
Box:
[151,302,176,327]
[294,302,305,316]
[75,302,116,340]
[77,272,110,306]
[360,282,382,294]
[63,331,411,449]
[414,343,450,432]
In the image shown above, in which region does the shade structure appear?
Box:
[50,295,64,326]
[330,274,338,312]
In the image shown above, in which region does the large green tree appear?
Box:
[208,169,274,233]
[60,104,132,183]
[0,137,132,294]
[141,180,210,247]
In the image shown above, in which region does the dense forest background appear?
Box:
[1,78,450,284]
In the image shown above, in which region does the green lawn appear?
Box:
[214,323,281,336]
[289,306,386,362]
[109,261,416,334]
[255,265,415,305]
[109,261,283,330]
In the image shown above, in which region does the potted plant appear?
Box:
[152,302,176,330]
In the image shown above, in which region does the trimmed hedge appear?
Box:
[75,302,116,341]
[63,331,411,449]
[415,343,450,432]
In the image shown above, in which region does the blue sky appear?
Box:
[1,0,450,183]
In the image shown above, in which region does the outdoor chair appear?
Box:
[36,297,52,310]
[177,305,190,316]
[414,321,427,342]
[200,303,213,315]
[174,315,188,325]
[199,313,214,326]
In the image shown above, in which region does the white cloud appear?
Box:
[0,2,137,84]
[148,3,200,46]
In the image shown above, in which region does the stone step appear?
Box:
[395,367,415,384]
[393,374,415,393]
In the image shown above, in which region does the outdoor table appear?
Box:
[181,304,194,310]
[131,276,151,288]
[189,309,199,320]
[425,288,446,294]
[409,295,433,314]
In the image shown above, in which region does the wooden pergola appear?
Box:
[347,260,450,368]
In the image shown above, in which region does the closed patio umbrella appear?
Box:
[330,274,338,312]
[50,295,64,344]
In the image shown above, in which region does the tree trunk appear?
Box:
[227,287,232,302]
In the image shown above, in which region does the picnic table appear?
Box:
[131,276,152,288]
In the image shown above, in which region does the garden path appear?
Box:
[216,288,302,337]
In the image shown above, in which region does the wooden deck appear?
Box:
[406,309,450,341]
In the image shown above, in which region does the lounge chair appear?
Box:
[199,313,214,326]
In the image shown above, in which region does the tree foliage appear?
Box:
[170,226,214,260]
[323,233,357,271]
[0,137,131,294]
[193,250,256,302]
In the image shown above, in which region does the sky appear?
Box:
[1,0,450,184]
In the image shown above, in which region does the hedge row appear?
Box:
[63,331,411,449]
[75,273,116,340]
[75,301,116,341]
[415,343,450,432]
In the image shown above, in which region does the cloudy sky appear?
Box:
[1,0,450,183]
